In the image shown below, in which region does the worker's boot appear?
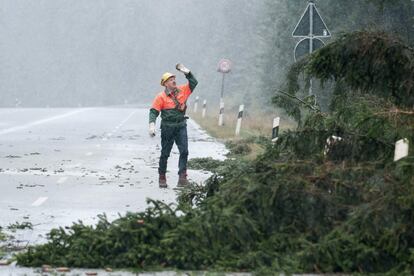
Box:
[177,171,189,187]
[159,174,167,188]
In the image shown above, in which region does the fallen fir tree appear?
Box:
[16,31,414,274]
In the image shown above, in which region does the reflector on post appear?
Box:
[394,138,409,162]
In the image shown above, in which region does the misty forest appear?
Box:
[1,0,414,275]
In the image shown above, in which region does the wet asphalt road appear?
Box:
[0,107,226,246]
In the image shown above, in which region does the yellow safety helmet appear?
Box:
[160,72,176,86]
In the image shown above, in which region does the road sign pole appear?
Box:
[217,59,231,127]
[218,73,226,126]
[309,0,314,96]
[220,73,225,98]
[309,79,313,96]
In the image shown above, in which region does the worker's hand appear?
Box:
[176,63,190,74]
[149,122,156,137]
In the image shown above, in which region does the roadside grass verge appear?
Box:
[189,108,295,140]
[0,227,8,258]
[189,108,296,160]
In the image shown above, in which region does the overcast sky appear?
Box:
[0,0,263,107]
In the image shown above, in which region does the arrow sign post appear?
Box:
[292,0,331,96]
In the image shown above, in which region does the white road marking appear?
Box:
[101,110,137,142]
[117,110,138,129]
[0,169,85,177]
[85,152,93,156]
[0,109,91,136]
[57,176,68,184]
[96,144,101,148]
[31,197,48,207]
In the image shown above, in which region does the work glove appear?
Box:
[176,63,190,74]
[149,122,156,137]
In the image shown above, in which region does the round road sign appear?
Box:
[218,59,231,73]
[294,38,325,62]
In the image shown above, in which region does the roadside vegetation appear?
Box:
[189,109,295,141]
[16,30,414,274]
[189,110,295,160]
[0,228,6,258]
[0,222,34,262]
[7,222,33,232]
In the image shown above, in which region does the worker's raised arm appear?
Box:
[185,72,198,92]
[176,63,198,92]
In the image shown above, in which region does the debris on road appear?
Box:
[4,155,21,159]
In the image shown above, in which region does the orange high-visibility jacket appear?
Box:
[151,84,192,112]
[149,72,198,127]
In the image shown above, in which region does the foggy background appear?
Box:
[0,0,412,109]
[0,0,263,107]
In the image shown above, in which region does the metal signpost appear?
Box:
[292,0,330,96]
[217,59,231,126]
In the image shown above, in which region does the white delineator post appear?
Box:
[194,96,199,113]
[235,104,244,137]
[394,138,409,162]
[202,100,207,118]
[272,117,280,143]
[218,99,224,126]
[324,135,343,156]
